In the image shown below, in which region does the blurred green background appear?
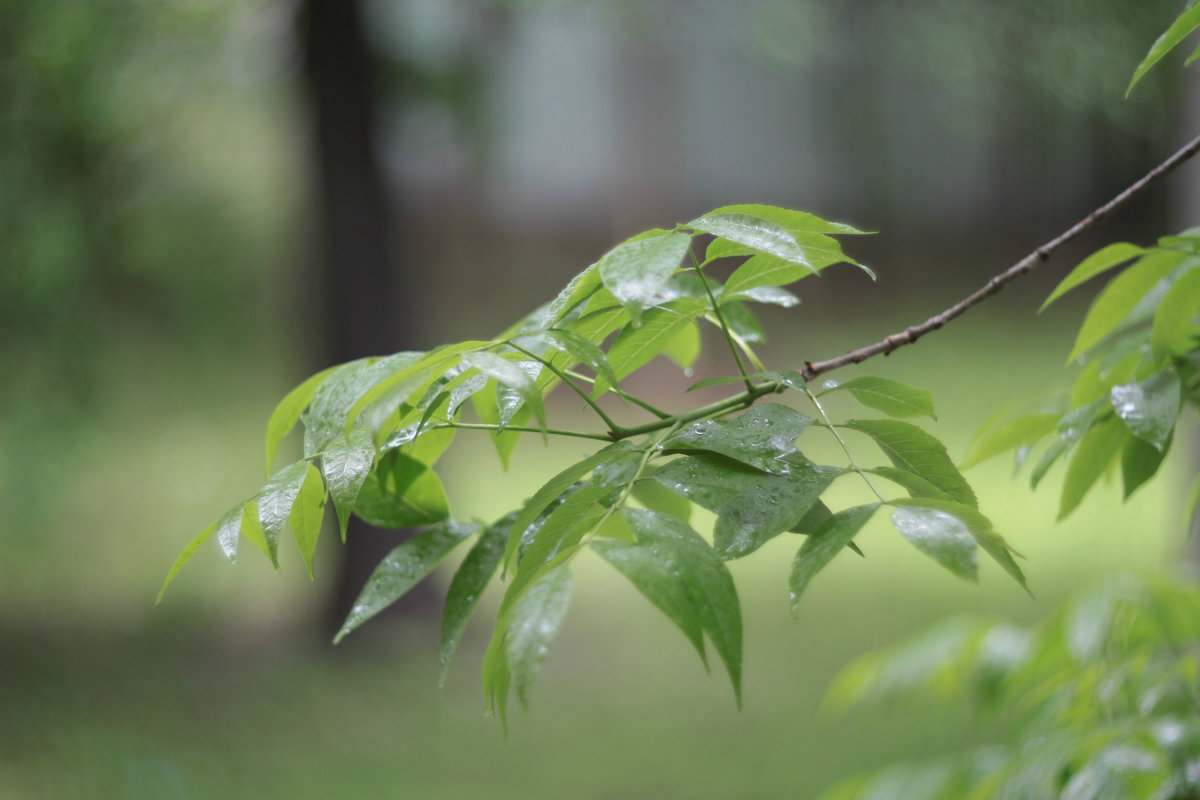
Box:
[3,1,1199,797]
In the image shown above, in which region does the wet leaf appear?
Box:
[1109,370,1180,450]
[592,300,706,395]
[841,419,976,507]
[597,230,692,323]
[520,328,619,389]
[866,467,954,502]
[727,285,800,307]
[1122,433,1169,500]
[321,427,376,541]
[506,564,574,709]
[157,520,220,603]
[258,461,310,561]
[661,319,701,369]
[333,520,478,643]
[891,497,1027,592]
[689,211,812,268]
[462,352,547,436]
[790,504,880,608]
[1059,415,1127,520]
[353,451,450,528]
[289,463,327,578]
[631,476,692,523]
[662,403,815,475]
[823,376,936,420]
[440,515,510,684]
[265,365,338,476]
[890,504,978,582]
[654,453,842,559]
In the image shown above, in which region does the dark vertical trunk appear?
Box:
[298,0,436,636]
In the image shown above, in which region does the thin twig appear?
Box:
[800,132,1200,381]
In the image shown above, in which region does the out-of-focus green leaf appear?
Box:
[507,565,574,710]
[334,520,478,643]
[321,427,376,541]
[1151,262,1200,355]
[840,419,977,507]
[718,299,766,343]
[662,403,814,475]
[1059,415,1126,520]
[592,300,706,395]
[790,504,880,608]
[1110,370,1181,450]
[1121,432,1169,500]
[653,453,841,559]
[632,475,692,523]
[890,504,978,582]
[597,229,692,324]
[1041,243,1146,312]
[608,508,742,703]
[822,376,936,420]
[462,352,547,437]
[352,451,450,528]
[239,501,270,561]
[258,460,310,561]
[689,211,812,268]
[1069,251,1186,362]
[503,442,635,568]
[289,463,327,579]
[698,204,869,236]
[1127,3,1200,95]
[661,319,702,370]
[961,413,1060,470]
[265,365,339,476]
[441,515,510,684]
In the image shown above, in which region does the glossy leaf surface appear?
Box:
[663,403,814,475]
[334,520,478,643]
[352,451,450,528]
[822,376,936,420]
[689,211,811,267]
[321,427,376,540]
[506,564,574,709]
[840,419,976,507]
[961,413,1059,470]
[596,230,692,323]
[592,300,706,395]
[1109,370,1180,450]
[258,461,310,561]
[790,504,880,608]
[441,516,510,684]
[890,505,978,582]
[289,463,327,578]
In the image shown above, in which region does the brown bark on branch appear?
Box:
[800,132,1200,382]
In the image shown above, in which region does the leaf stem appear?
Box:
[431,421,613,442]
[803,387,886,503]
[505,340,623,432]
[689,247,752,391]
[563,369,673,419]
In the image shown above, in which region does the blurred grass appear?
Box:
[2,309,1190,799]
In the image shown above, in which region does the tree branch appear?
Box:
[800,132,1200,381]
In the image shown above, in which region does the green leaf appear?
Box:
[631,476,692,523]
[321,427,376,541]
[239,500,270,561]
[653,453,842,559]
[662,403,815,475]
[265,365,339,476]
[258,461,310,561]
[345,344,486,435]
[722,255,811,299]
[840,419,977,507]
[544,264,602,327]
[592,300,706,395]
[1127,3,1200,95]
[519,329,619,389]
[890,498,1027,592]
[214,501,245,562]
[960,413,1060,470]
[890,505,978,582]
[688,212,812,268]
[157,520,220,603]
[440,515,510,685]
[289,463,327,579]
[352,451,451,528]
[790,500,833,534]
[697,204,870,236]
[1059,415,1126,521]
[472,394,528,470]
[606,508,743,703]
[1109,370,1181,450]
[1069,250,1187,362]
[822,376,936,420]
[333,520,478,643]
[726,285,800,308]
[865,467,953,502]
[661,319,702,369]
[506,564,574,710]
[790,504,880,608]
[461,352,547,437]
[505,487,609,606]
[1041,243,1146,312]
[503,442,635,568]
[1150,261,1200,355]
[1121,432,1169,501]
[596,230,692,324]
[718,300,766,343]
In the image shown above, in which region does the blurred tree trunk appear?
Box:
[298,0,437,635]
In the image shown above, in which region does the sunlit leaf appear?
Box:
[1109,370,1181,450]
[441,515,510,684]
[662,403,814,475]
[822,376,936,420]
[322,427,376,541]
[265,365,339,476]
[597,229,692,323]
[1127,3,1200,95]
[1041,243,1146,312]
[654,453,842,559]
[790,504,880,608]
[333,520,478,643]
[840,419,976,507]
[289,463,327,578]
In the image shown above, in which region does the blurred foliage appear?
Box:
[823,574,1200,799]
